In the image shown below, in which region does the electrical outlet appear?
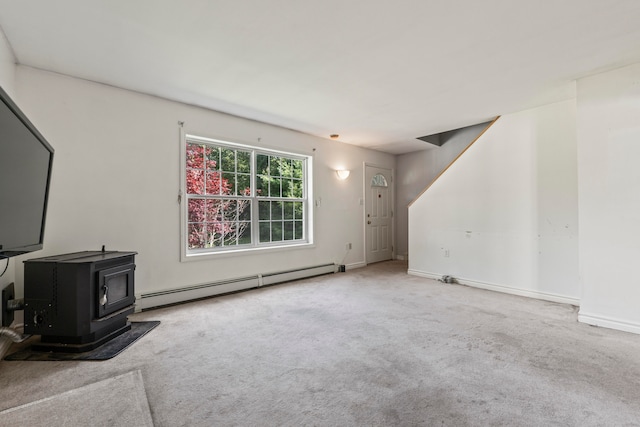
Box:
[444,249,450,258]
[2,283,15,327]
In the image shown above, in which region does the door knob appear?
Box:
[367,221,371,224]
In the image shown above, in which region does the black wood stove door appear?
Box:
[96,263,135,318]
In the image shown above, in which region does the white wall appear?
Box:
[408,100,579,304]
[396,152,432,260]
[0,28,16,291]
[0,28,15,95]
[12,66,394,299]
[577,63,640,333]
[396,122,491,259]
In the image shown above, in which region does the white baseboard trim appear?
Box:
[137,263,336,311]
[262,263,336,285]
[578,312,640,335]
[407,270,440,280]
[395,255,406,261]
[407,269,580,306]
[136,276,260,311]
[346,262,366,270]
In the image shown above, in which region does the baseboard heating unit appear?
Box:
[136,263,336,311]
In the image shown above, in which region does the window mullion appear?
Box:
[251,150,259,247]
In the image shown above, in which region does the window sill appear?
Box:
[181,242,316,262]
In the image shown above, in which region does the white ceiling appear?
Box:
[1,1,640,154]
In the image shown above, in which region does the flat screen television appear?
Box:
[0,85,54,258]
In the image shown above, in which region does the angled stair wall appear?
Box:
[407,100,580,305]
[396,120,496,259]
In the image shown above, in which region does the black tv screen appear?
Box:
[0,85,54,258]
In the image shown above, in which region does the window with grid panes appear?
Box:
[184,135,310,255]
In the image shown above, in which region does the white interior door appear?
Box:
[365,165,392,264]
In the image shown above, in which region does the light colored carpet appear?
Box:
[0,370,152,426]
[2,260,640,426]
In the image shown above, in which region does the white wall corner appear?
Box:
[576,62,640,337]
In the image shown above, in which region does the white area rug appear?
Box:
[0,370,153,426]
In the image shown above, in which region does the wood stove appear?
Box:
[23,250,137,352]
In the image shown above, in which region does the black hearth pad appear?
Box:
[4,321,160,361]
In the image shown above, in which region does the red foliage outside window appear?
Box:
[186,143,250,249]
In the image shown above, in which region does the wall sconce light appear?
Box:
[335,169,351,180]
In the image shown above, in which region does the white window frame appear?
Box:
[180,132,314,261]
